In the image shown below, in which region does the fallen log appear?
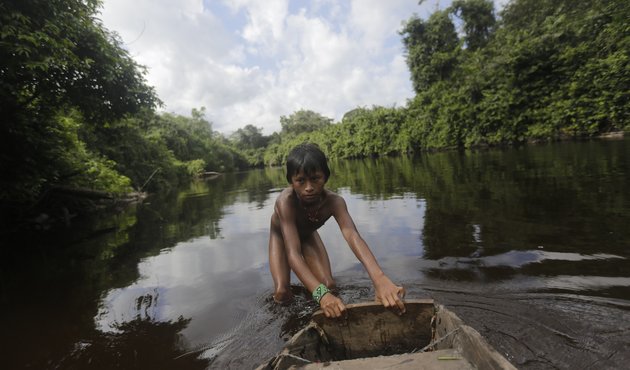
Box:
[198,171,222,179]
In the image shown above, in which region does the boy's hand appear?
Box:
[374,276,406,314]
[320,293,346,318]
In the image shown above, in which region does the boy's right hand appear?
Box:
[320,293,346,318]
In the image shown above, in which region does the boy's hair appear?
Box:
[286,143,331,183]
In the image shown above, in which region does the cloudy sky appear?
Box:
[99,0,506,134]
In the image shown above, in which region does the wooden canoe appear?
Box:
[258,299,517,370]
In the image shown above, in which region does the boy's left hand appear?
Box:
[374,276,406,314]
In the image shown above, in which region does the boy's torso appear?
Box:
[271,187,336,239]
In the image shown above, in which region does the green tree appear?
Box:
[92,110,183,193]
[156,109,245,173]
[400,10,459,93]
[230,124,269,149]
[451,0,496,50]
[398,0,629,150]
[280,109,333,137]
[229,124,270,167]
[0,0,158,201]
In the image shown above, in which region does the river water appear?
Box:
[2,138,629,369]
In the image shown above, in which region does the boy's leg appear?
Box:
[302,231,336,289]
[269,225,293,303]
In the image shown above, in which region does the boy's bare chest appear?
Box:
[296,211,332,235]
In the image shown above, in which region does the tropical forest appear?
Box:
[1,0,628,220]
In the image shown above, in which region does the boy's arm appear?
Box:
[332,196,406,313]
[275,199,346,317]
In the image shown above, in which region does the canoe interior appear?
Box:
[259,298,517,370]
[311,299,435,359]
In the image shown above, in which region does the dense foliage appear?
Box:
[0,0,244,207]
[1,0,627,213]
[262,0,628,164]
[0,0,165,200]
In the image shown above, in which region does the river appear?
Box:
[1,138,629,369]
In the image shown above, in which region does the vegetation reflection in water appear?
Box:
[100,139,628,369]
[2,139,628,369]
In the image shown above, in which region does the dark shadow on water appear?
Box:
[56,316,210,370]
[206,285,315,369]
[208,283,426,369]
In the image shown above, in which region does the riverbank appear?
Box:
[0,187,146,236]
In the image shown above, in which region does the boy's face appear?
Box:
[291,169,326,204]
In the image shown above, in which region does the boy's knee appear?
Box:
[273,286,293,304]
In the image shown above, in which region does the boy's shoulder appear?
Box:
[274,188,344,206]
[274,187,297,206]
[324,190,345,207]
[277,187,295,199]
[323,189,341,200]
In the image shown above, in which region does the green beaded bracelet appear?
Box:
[312,283,330,304]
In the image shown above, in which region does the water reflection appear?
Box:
[3,138,629,369]
[435,250,625,269]
[95,186,427,347]
[59,316,208,370]
[95,140,630,369]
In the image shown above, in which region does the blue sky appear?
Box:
[100,0,507,134]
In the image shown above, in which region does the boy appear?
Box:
[269,143,405,318]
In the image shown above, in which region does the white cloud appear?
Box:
[348,0,416,53]
[234,0,288,49]
[99,0,506,135]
